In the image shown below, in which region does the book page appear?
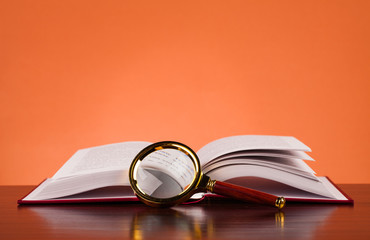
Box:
[203,155,316,175]
[197,135,311,166]
[207,165,334,198]
[138,149,195,189]
[202,157,318,181]
[209,150,313,163]
[52,141,151,179]
[25,169,132,200]
[318,177,348,200]
[55,186,136,200]
[224,177,331,199]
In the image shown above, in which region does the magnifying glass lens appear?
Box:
[135,148,196,199]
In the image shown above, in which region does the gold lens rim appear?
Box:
[129,141,202,207]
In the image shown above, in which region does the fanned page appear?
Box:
[206,149,313,164]
[207,165,333,198]
[202,157,317,181]
[197,135,311,166]
[196,135,328,198]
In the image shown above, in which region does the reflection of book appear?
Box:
[24,203,338,240]
[18,135,353,204]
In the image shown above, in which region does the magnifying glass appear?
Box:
[129,141,285,209]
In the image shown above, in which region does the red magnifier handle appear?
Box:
[210,181,285,209]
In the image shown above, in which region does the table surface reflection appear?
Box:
[1,185,369,239]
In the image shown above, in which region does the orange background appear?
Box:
[1,0,369,185]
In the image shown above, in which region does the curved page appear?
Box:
[207,165,334,198]
[197,135,311,166]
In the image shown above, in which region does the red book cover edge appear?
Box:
[17,176,353,205]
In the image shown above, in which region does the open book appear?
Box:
[18,135,353,204]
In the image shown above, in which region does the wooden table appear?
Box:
[1,185,369,239]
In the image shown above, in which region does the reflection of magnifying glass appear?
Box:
[129,141,285,209]
[130,208,199,240]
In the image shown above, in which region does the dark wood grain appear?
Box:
[212,180,279,207]
[1,185,370,240]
